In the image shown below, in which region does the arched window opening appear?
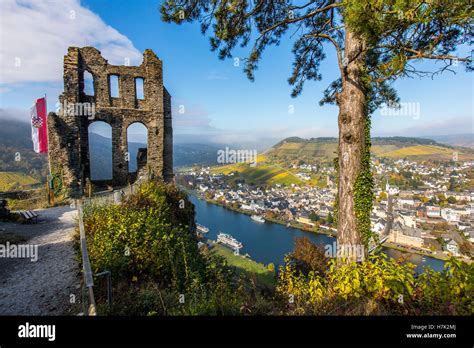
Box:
[127,122,148,173]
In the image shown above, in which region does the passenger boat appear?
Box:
[250,215,265,223]
[217,232,243,249]
[196,223,209,234]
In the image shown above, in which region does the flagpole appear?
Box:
[45,93,52,176]
[44,93,54,205]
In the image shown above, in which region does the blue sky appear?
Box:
[0,0,472,147]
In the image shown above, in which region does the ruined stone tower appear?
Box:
[47,47,173,197]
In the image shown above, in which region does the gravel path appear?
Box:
[0,206,81,315]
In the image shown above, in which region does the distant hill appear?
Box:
[267,136,474,164]
[210,153,310,187]
[0,118,49,186]
[209,136,474,187]
[0,117,221,186]
[173,143,220,167]
[0,171,40,191]
[89,132,221,179]
[421,134,474,149]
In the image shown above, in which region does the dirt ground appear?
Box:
[0,206,81,315]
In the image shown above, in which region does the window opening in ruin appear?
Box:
[83,70,94,96]
[127,122,148,173]
[135,77,144,100]
[88,121,112,180]
[109,74,120,98]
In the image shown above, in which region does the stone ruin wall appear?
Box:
[47,47,173,197]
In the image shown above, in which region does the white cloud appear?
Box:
[0,0,142,85]
[0,107,30,122]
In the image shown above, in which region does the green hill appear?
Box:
[210,154,325,187]
[0,171,40,191]
[0,119,49,183]
[210,136,474,187]
[211,155,309,186]
[266,136,474,164]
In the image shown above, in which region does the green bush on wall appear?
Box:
[83,181,204,291]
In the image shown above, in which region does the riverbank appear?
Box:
[180,185,337,238]
[210,242,276,288]
[180,186,469,266]
[384,241,471,263]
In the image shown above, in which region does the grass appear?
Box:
[7,190,50,210]
[0,171,40,191]
[211,243,276,288]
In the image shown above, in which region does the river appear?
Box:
[189,195,446,273]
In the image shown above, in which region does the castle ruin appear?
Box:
[47,47,173,197]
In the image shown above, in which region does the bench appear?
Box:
[19,210,38,223]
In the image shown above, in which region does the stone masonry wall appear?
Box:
[47,47,173,197]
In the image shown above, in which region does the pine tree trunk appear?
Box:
[336,28,368,261]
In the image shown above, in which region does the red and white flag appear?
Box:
[30,97,48,153]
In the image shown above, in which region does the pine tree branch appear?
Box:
[257,1,341,40]
[305,33,344,75]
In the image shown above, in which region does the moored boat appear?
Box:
[217,232,243,249]
[250,215,265,223]
[196,223,209,234]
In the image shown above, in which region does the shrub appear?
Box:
[83,180,204,291]
[276,253,473,315]
[291,237,328,275]
[81,180,272,315]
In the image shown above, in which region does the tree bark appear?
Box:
[336,27,368,261]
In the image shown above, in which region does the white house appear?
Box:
[398,213,417,228]
[385,183,400,196]
[240,203,254,211]
[463,230,474,243]
[426,206,441,219]
[372,218,386,234]
[445,239,460,256]
[440,208,460,223]
[398,198,415,207]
